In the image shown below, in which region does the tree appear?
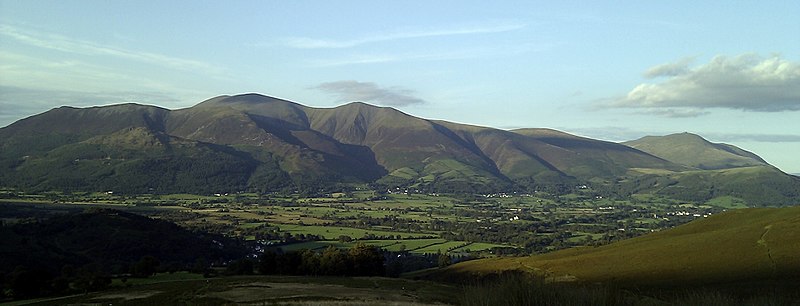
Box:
[191,258,210,274]
[338,235,353,242]
[5,266,50,299]
[225,258,254,275]
[132,255,160,277]
[275,251,301,275]
[73,263,111,293]
[348,243,384,276]
[319,246,348,276]
[298,249,321,275]
[437,252,451,268]
[258,250,278,275]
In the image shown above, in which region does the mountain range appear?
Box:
[1,93,798,205]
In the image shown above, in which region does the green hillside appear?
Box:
[610,166,800,206]
[624,132,767,170]
[437,206,800,285]
[1,127,260,194]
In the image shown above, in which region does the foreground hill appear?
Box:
[624,132,767,170]
[1,93,797,204]
[436,206,800,285]
[0,209,245,277]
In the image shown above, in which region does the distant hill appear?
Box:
[624,132,767,170]
[435,206,800,285]
[0,93,798,205]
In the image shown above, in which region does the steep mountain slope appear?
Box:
[623,132,767,170]
[437,206,800,285]
[0,93,797,202]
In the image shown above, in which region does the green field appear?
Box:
[1,187,730,258]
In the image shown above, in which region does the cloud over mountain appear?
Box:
[612,54,800,113]
[314,80,427,107]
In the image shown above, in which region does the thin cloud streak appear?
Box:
[282,22,526,49]
[0,24,226,75]
[310,41,554,67]
[0,50,204,97]
[635,108,710,118]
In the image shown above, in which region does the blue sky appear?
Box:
[1,1,799,173]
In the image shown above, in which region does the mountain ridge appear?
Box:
[1,93,798,205]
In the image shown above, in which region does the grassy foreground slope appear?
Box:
[439,206,800,285]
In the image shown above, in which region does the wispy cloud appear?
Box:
[608,53,800,113]
[0,24,225,75]
[0,50,217,102]
[314,80,427,107]
[282,22,526,49]
[636,108,710,118]
[309,42,554,67]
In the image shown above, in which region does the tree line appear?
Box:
[226,243,385,277]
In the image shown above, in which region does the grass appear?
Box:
[17,275,459,305]
[456,271,800,306]
[705,195,748,209]
[450,242,509,253]
[439,206,800,286]
[111,271,205,286]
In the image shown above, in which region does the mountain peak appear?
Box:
[197,93,298,107]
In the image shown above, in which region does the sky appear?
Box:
[1,1,799,173]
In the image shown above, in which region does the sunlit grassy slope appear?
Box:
[439,206,800,285]
[624,132,767,170]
